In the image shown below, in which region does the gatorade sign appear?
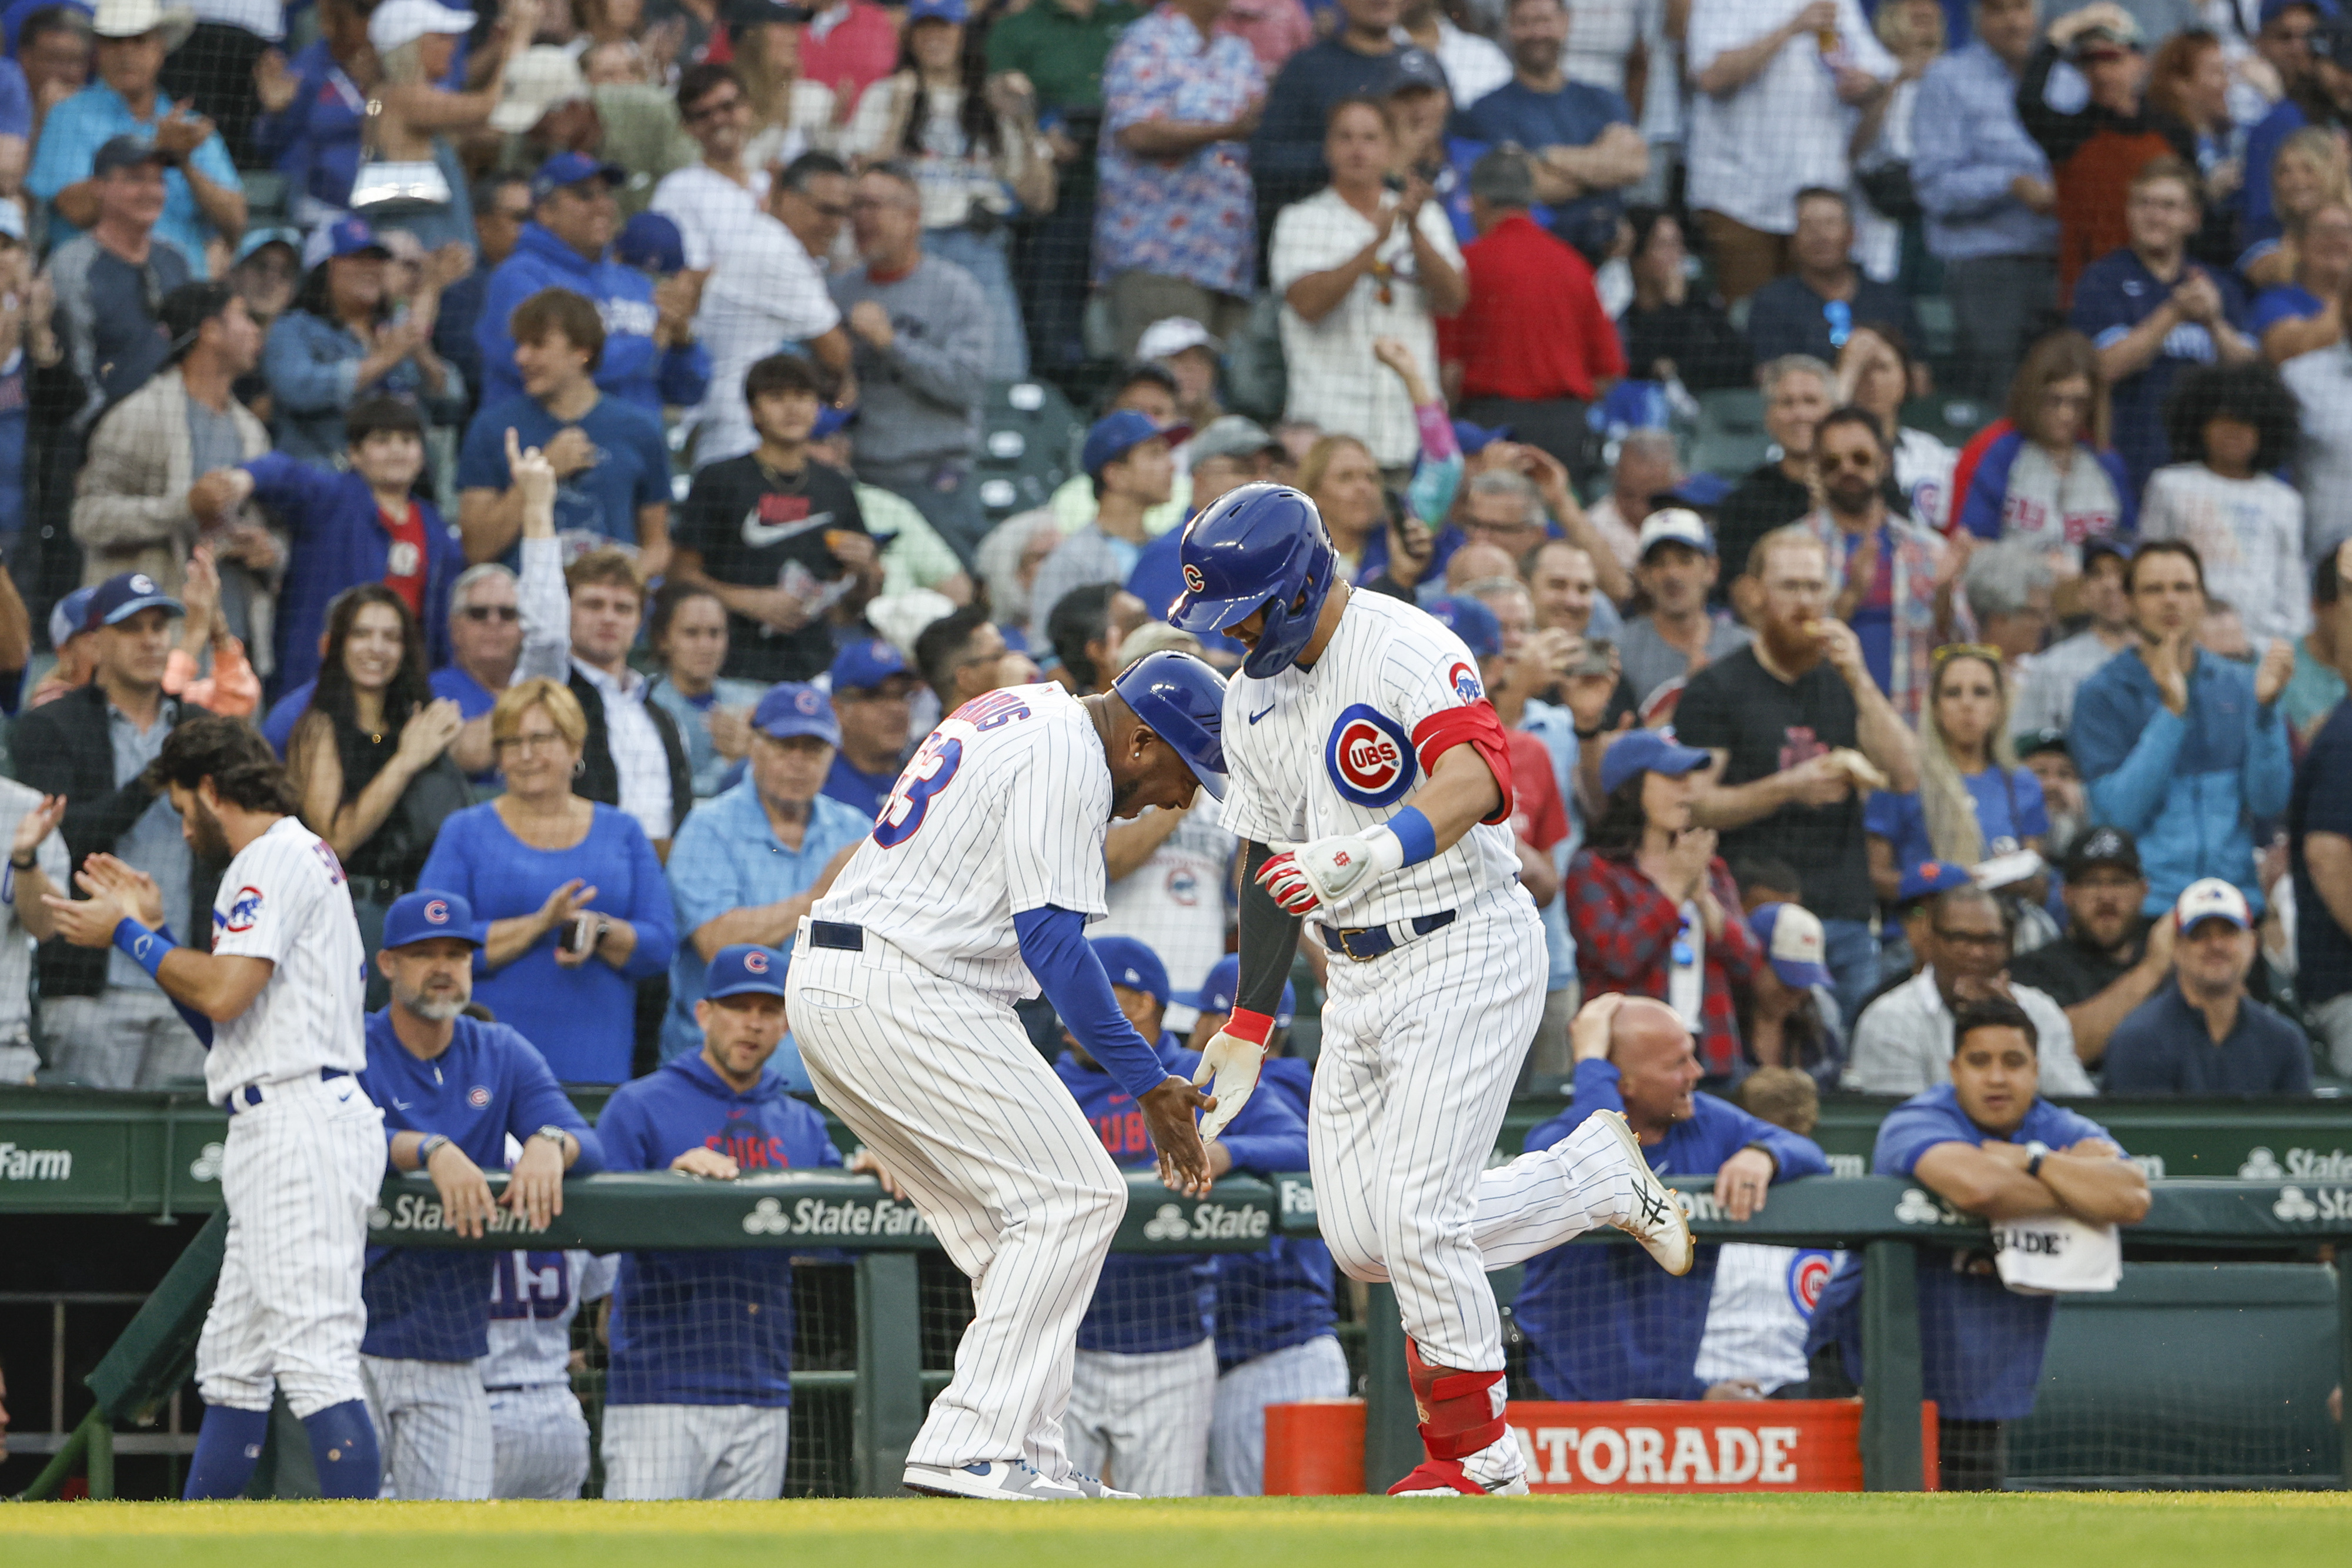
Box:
[1504,1400,1938,1492]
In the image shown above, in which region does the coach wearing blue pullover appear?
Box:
[594,944,843,1500]
[2069,539,2293,917]
[1055,937,1308,1498]
[1514,994,1828,1402]
[475,153,711,414]
[358,891,600,1502]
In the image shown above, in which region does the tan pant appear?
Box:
[1695,210,1793,305]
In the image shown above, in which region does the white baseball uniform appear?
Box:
[477,1249,600,1500]
[1065,1340,1217,1497]
[360,1356,493,1499]
[1205,1334,1351,1496]
[194,817,382,1421]
[1217,590,1572,1377]
[789,683,1132,1485]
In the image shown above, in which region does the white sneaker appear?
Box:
[903,1460,1086,1500]
[1061,1469,1140,1499]
[1591,1109,1693,1276]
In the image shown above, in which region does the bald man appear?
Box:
[1510,995,1831,1401]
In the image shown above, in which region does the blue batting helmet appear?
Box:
[1111,650,1230,800]
[1167,483,1338,678]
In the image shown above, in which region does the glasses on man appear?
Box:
[459,604,520,623]
[1818,448,1877,472]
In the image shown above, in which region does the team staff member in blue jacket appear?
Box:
[1808,995,2149,1490]
[1056,937,1309,1499]
[1191,956,1348,1498]
[594,944,843,1500]
[1514,993,1830,1403]
[475,153,711,414]
[357,890,600,1502]
[2069,539,2293,917]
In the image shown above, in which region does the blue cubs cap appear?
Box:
[49,587,95,649]
[706,943,789,1000]
[1896,858,1976,903]
[1427,596,1502,660]
[753,682,841,745]
[907,0,966,20]
[1192,952,1295,1028]
[236,225,302,264]
[1748,901,1830,991]
[1090,935,1169,1007]
[381,890,481,950]
[320,214,391,262]
[616,210,686,275]
[532,151,626,203]
[1083,409,1190,478]
[1598,727,1712,797]
[1452,419,1511,454]
[91,133,167,178]
[1110,649,1229,800]
[830,637,911,693]
[85,571,184,631]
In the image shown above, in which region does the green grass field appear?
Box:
[5,1495,2349,1568]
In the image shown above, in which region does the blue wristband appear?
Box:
[1388,806,1438,868]
[113,918,176,981]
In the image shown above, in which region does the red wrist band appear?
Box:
[1224,1008,1275,1048]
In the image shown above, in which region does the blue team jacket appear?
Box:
[1213,1055,1338,1370]
[356,1011,602,1362]
[1058,1034,1308,1356]
[1806,1085,2116,1422]
[475,223,711,414]
[1513,1058,1830,1401]
[596,1051,841,1405]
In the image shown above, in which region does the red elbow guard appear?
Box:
[1410,701,1515,825]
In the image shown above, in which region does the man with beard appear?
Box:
[1673,523,1922,1027]
[1795,406,1947,729]
[1454,0,1644,263]
[2010,827,2176,1069]
[354,890,599,1499]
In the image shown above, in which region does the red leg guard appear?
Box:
[1404,1339,1508,1462]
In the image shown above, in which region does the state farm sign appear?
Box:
[1504,1400,1937,1492]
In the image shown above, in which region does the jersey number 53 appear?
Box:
[872,693,1031,848]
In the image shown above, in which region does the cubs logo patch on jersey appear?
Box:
[1448,661,1482,705]
[1325,704,1416,808]
[222,885,265,932]
[1788,1249,1835,1315]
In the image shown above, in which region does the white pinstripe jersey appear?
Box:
[1219,589,1521,928]
[813,682,1113,1004]
[205,815,369,1104]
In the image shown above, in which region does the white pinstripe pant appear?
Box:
[788,935,1126,1482]
[486,1383,591,1499]
[1313,891,1627,1373]
[1204,1333,1352,1496]
[197,1074,384,1419]
[1065,1339,1217,1497]
[600,1403,791,1499]
[361,1355,495,1500]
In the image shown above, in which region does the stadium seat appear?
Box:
[1696,386,1765,434]
[974,378,1083,523]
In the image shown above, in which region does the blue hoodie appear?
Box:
[596,1051,842,1405]
[475,222,712,414]
[2069,642,2290,915]
[1512,1058,1830,1402]
[1212,1054,1339,1370]
[1057,1033,1308,1356]
[356,1010,603,1362]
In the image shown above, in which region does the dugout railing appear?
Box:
[10,1168,2350,1500]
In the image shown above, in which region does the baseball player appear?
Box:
[1167,484,1693,1496]
[1190,958,1351,1497]
[42,717,384,1499]
[356,890,600,1500]
[481,1247,611,1498]
[595,944,842,1500]
[786,652,1231,1501]
[1057,936,1308,1497]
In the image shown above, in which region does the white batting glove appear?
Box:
[1255,826,1407,916]
[1193,1027,1265,1141]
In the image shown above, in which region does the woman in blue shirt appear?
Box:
[643,584,765,799]
[419,677,676,1083]
[262,216,465,464]
[1867,643,2048,899]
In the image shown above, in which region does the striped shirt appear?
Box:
[206,815,369,1102]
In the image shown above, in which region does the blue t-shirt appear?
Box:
[2069,248,2245,494]
[1059,1033,1308,1356]
[2247,282,2325,339]
[456,392,672,556]
[1513,1058,1830,1401]
[821,753,900,821]
[2101,981,2314,1095]
[355,1011,602,1362]
[1213,1055,1338,1370]
[1810,1085,2114,1422]
[596,1051,841,1406]
[429,664,499,718]
[1863,765,2050,868]
[1451,77,1632,257]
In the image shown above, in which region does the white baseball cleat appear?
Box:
[1061,1469,1140,1499]
[1592,1108,1693,1276]
[903,1460,1086,1500]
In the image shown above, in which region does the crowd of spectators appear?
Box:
[0,0,2343,1505]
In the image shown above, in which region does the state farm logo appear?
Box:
[741,1194,930,1238]
[0,1141,71,1180]
[1141,1201,1274,1243]
[743,1198,790,1235]
[1324,704,1415,808]
[1144,1203,1190,1242]
[370,1193,544,1234]
[2241,1145,2352,1181]
[189,1142,224,1182]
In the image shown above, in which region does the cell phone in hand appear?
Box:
[557,912,597,955]
[1568,637,1615,680]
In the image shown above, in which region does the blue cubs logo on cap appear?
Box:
[744,950,770,974]
[423,899,450,925]
[1182,561,1206,594]
[131,574,156,594]
[1326,703,1415,807]
[796,690,819,714]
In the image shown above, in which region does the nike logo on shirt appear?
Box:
[741,509,834,549]
[1248,704,1276,724]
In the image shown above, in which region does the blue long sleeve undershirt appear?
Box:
[1015,905,1171,1104]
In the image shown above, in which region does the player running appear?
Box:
[1167,484,1693,1497]
[787,651,1230,1502]
[44,716,385,1499]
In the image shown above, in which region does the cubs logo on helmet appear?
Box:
[1448,661,1482,705]
[223,885,265,933]
[744,950,771,974]
[1182,561,1205,594]
[422,899,451,925]
[1789,1250,1835,1315]
[1325,704,1415,808]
